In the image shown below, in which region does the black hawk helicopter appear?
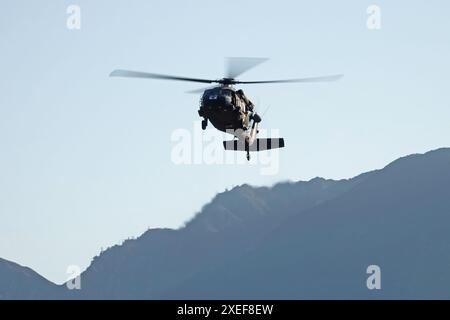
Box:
[110,58,342,160]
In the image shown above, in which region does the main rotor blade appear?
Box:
[235,74,344,84]
[185,86,216,94]
[110,70,217,84]
[225,57,269,79]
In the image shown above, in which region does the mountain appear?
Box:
[0,258,58,300]
[1,148,450,299]
[69,174,365,299]
[170,148,450,299]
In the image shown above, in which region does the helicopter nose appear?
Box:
[223,95,232,104]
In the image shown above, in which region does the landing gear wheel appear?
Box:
[201,119,208,130]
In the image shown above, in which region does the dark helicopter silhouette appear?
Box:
[110,58,342,160]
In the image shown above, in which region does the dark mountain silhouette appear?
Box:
[0,258,58,300]
[1,148,450,299]
[69,173,366,299]
[170,148,450,299]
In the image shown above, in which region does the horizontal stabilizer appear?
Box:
[223,138,285,152]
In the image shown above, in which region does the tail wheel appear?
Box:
[201,119,208,130]
[245,139,250,161]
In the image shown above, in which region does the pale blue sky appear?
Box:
[1,1,449,283]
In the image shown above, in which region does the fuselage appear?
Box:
[198,86,251,133]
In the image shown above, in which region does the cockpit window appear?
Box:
[204,88,219,96]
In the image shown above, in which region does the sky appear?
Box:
[1,0,450,284]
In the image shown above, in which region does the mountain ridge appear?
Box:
[167,147,450,299]
[1,147,449,299]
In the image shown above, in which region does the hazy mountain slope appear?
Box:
[2,148,450,299]
[168,148,450,299]
[69,175,365,299]
[0,258,58,300]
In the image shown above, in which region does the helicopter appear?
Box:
[110,58,343,160]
